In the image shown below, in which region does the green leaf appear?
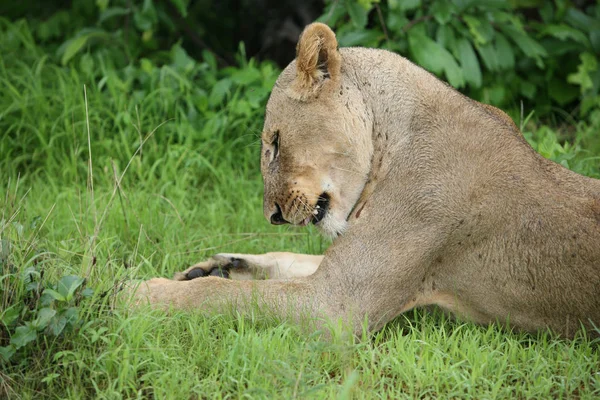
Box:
[580,95,600,116]
[345,0,369,29]
[409,33,464,88]
[63,307,79,325]
[61,36,89,65]
[540,24,589,45]
[316,1,348,26]
[41,373,60,385]
[26,281,40,293]
[409,34,442,74]
[80,53,95,77]
[140,58,154,74]
[463,15,494,45]
[453,0,477,12]
[541,38,582,57]
[96,0,109,10]
[387,11,409,31]
[170,0,190,17]
[57,275,85,301]
[491,10,522,27]
[443,57,465,89]
[10,325,37,349]
[548,78,580,105]
[231,67,262,85]
[431,0,455,25]
[495,33,514,70]
[436,24,456,50]
[1,306,21,326]
[397,0,420,11]
[48,315,67,336]
[209,79,232,106]
[591,31,600,54]
[39,291,56,307]
[476,43,499,71]
[98,7,130,24]
[43,289,66,302]
[565,8,600,33]
[337,30,381,47]
[538,1,553,23]
[537,128,561,159]
[358,0,379,8]
[520,80,537,99]
[246,87,269,108]
[0,345,15,362]
[58,29,109,65]
[34,308,56,330]
[456,38,481,88]
[171,42,195,71]
[487,83,507,105]
[23,266,39,283]
[567,52,599,92]
[502,25,547,68]
[202,50,218,73]
[134,0,158,31]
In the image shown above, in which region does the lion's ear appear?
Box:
[289,22,341,100]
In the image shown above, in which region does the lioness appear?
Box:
[132,23,600,338]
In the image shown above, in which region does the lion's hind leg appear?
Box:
[174,252,323,281]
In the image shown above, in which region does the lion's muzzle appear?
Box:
[269,203,289,225]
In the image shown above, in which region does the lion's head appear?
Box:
[260,23,374,237]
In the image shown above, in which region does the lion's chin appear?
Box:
[316,212,348,239]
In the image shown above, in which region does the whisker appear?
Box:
[304,194,330,202]
[243,138,263,149]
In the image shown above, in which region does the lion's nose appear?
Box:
[270,203,289,225]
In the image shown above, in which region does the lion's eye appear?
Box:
[272,131,280,160]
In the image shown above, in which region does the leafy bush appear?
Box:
[0,188,100,365]
[318,0,600,121]
[0,17,278,182]
[6,0,600,124]
[0,267,92,363]
[523,109,600,178]
[4,0,196,66]
[2,0,324,68]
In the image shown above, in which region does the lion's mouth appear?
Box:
[311,193,329,225]
[295,193,330,226]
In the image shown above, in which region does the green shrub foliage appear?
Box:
[4,0,599,120]
[318,0,600,119]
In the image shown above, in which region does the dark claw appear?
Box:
[209,268,230,279]
[185,268,209,280]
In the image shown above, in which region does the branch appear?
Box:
[402,15,433,33]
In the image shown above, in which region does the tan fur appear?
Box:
[129,23,600,339]
[289,22,342,100]
[175,253,322,280]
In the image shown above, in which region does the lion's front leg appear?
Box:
[173,252,323,281]
[126,275,335,329]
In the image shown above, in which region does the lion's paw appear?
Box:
[174,254,250,281]
[185,266,230,279]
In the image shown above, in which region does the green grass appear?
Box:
[1,18,600,399]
